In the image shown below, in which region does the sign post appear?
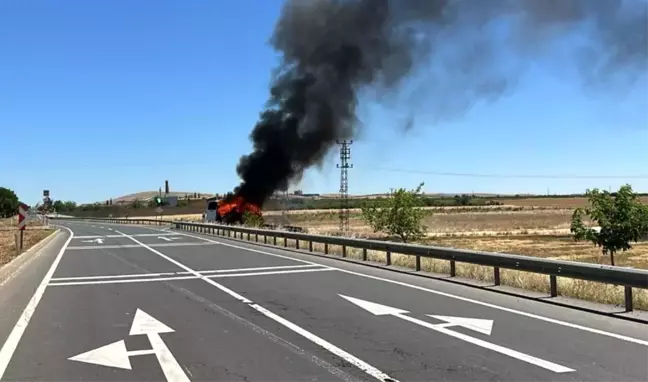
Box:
[17,203,28,250]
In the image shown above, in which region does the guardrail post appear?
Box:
[386,250,391,266]
[284,238,288,247]
[550,275,558,297]
[264,235,267,244]
[342,245,346,258]
[255,233,258,242]
[324,243,328,254]
[247,232,250,241]
[362,248,367,261]
[309,241,313,252]
[296,240,300,250]
[416,255,421,271]
[450,260,456,277]
[493,267,501,286]
[625,287,633,312]
[273,236,277,245]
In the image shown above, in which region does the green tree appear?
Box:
[62,201,77,212]
[361,182,427,243]
[570,184,648,266]
[0,187,20,218]
[52,200,64,212]
[243,211,264,227]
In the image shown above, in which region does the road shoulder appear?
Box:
[0,228,71,378]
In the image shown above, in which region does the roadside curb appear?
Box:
[0,229,62,287]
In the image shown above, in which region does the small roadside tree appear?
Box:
[361,182,427,243]
[243,211,264,227]
[570,184,648,266]
[0,187,19,218]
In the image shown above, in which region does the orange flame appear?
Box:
[217,196,261,219]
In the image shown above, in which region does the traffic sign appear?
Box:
[17,203,28,231]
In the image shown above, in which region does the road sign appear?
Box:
[17,203,28,231]
[69,309,189,381]
[43,190,49,198]
[339,295,575,374]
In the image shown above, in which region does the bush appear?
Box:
[243,211,264,227]
[361,182,427,242]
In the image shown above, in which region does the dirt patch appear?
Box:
[0,228,55,267]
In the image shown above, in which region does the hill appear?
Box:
[111,191,215,203]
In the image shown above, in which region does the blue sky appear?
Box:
[2,1,646,205]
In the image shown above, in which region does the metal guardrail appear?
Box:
[51,217,648,312]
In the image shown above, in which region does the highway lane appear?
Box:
[0,220,646,381]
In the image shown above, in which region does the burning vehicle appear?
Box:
[209,195,262,225]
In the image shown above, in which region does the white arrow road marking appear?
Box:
[129,309,174,335]
[82,238,104,244]
[69,310,189,382]
[157,236,180,242]
[339,295,575,374]
[69,340,134,370]
[129,309,189,382]
[428,315,494,336]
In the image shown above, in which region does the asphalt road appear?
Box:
[0,221,647,381]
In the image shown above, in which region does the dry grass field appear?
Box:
[0,217,54,267]
[500,196,648,208]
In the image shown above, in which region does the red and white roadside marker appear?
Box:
[17,203,29,231]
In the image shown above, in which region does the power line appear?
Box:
[337,140,353,234]
[365,167,648,179]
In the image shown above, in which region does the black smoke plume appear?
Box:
[232,0,647,207]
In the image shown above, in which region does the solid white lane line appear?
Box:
[66,242,216,250]
[74,233,180,239]
[50,264,325,283]
[46,269,333,287]
[178,264,320,275]
[0,227,74,379]
[51,272,177,281]
[174,229,648,347]
[208,268,334,278]
[115,230,398,382]
[48,275,200,286]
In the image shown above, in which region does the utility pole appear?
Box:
[337,140,353,234]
